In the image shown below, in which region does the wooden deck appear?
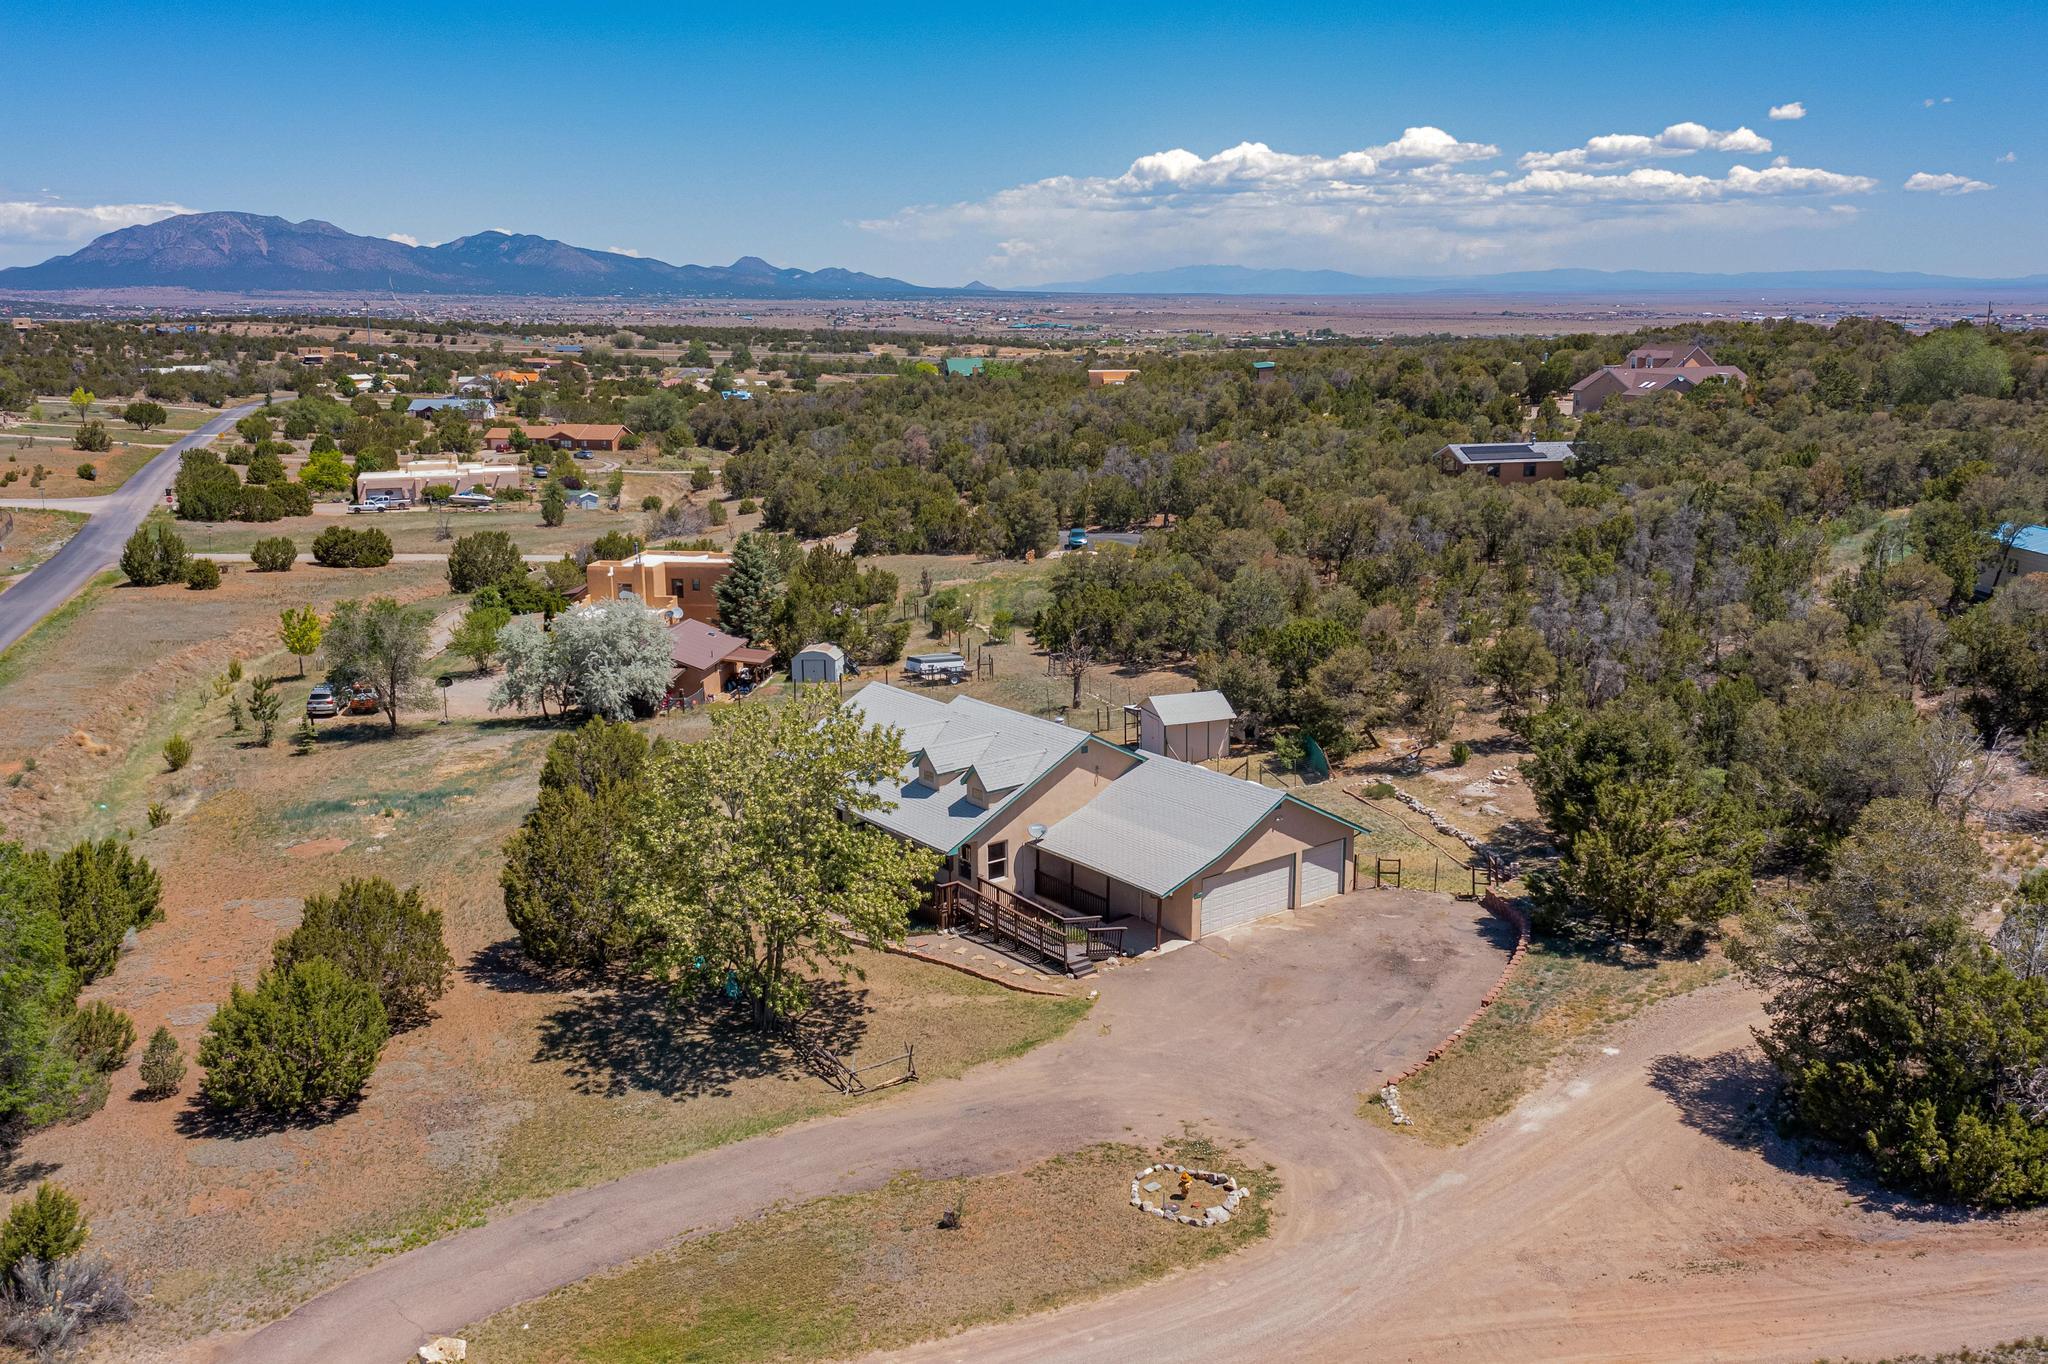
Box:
[932,875,1125,977]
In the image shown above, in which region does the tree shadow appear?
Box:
[462,938,564,995]
[0,1156,61,1194]
[534,978,871,1102]
[173,1094,364,1140]
[1646,1049,1975,1224]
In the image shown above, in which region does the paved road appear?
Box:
[0,404,259,653]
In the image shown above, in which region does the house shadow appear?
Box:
[533,977,872,1102]
[1645,1049,1975,1224]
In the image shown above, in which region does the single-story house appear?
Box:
[295,346,340,366]
[354,460,520,502]
[1569,344,1749,414]
[584,550,731,621]
[1978,524,2048,597]
[1252,360,1277,382]
[407,396,495,419]
[668,617,774,700]
[1087,367,1139,387]
[491,369,543,386]
[484,423,631,453]
[847,684,1365,944]
[1438,441,1575,480]
[943,357,988,378]
[1133,691,1235,762]
[791,642,847,684]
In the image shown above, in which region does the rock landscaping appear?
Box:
[1129,1162,1249,1228]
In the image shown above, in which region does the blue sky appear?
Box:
[1,1,2037,285]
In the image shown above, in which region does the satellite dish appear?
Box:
[1028,824,1047,840]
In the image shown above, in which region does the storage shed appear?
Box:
[1135,691,1236,763]
[791,642,847,684]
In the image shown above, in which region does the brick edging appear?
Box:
[1379,889,1531,1088]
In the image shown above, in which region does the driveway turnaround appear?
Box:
[0,403,260,653]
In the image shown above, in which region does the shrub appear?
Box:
[119,521,187,586]
[737,497,757,515]
[311,525,394,568]
[421,482,455,503]
[447,530,524,593]
[540,483,566,526]
[0,1252,137,1356]
[173,448,243,520]
[640,494,663,512]
[271,481,313,517]
[588,529,642,561]
[232,484,283,522]
[690,463,713,491]
[72,419,111,453]
[60,1003,135,1076]
[145,802,169,829]
[273,878,451,1031]
[161,734,191,772]
[1449,740,1472,766]
[247,676,282,746]
[184,558,222,590]
[51,837,161,982]
[137,1026,185,1097]
[0,1184,87,1273]
[707,499,727,526]
[250,536,297,572]
[74,462,96,481]
[197,959,388,1114]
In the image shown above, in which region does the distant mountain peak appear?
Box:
[0,211,959,299]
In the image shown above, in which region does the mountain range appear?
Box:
[0,212,977,298]
[1035,264,2048,296]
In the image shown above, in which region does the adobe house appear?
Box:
[849,684,1363,947]
[1087,367,1139,387]
[583,551,731,622]
[667,617,774,700]
[1437,441,1574,481]
[483,423,632,453]
[354,460,520,502]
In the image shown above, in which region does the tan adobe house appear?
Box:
[1569,344,1749,414]
[354,460,520,501]
[483,422,631,452]
[1437,441,1574,480]
[1087,367,1140,387]
[583,551,731,623]
[849,683,1364,945]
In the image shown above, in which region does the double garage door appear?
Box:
[1197,839,1349,935]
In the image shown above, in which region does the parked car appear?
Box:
[345,683,381,716]
[532,465,550,478]
[1065,527,1090,550]
[347,501,389,513]
[903,651,967,678]
[305,683,340,718]
[573,450,592,460]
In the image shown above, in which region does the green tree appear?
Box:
[540,482,566,527]
[310,525,394,567]
[501,720,651,971]
[713,532,781,641]
[59,1001,134,1076]
[300,447,353,493]
[273,878,451,1031]
[1478,625,1559,718]
[625,690,939,1024]
[173,448,244,521]
[451,600,512,674]
[185,558,222,590]
[0,1182,88,1272]
[588,529,641,561]
[279,605,322,677]
[66,386,93,421]
[0,845,79,1131]
[50,838,161,983]
[121,400,168,431]
[138,1025,185,1097]
[197,958,388,1115]
[1735,798,2048,1207]
[73,418,111,453]
[247,675,282,745]
[1885,326,2012,405]
[446,530,525,593]
[119,520,187,586]
[321,597,434,731]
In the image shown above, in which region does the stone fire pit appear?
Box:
[1130,1162,1249,1227]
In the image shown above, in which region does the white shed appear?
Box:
[1136,691,1236,763]
[791,642,847,684]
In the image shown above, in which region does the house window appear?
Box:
[1522,463,1535,478]
[669,578,687,597]
[690,578,702,592]
[986,840,1009,882]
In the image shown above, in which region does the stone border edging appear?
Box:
[1378,889,1532,1089]
[1129,1163,1248,1227]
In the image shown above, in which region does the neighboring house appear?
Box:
[848,684,1364,944]
[484,423,631,452]
[491,369,543,386]
[354,460,519,501]
[1087,367,1139,387]
[1133,691,1235,762]
[718,389,754,400]
[565,489,601,510]
[583,550,731,621]
[295,346,341,366]
[454,375,492,395]
[407,396,496,419]
[1569,344,1749,414]
[668,617,774,700]
[943,357,988,378]
[9,318,37,332]
[791,642,847,684]
[1437,441,1575,480]
[1252,360,1277,383]
[1977,524,2048,597]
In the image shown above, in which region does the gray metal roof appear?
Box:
[847,684,1086,854]
[1142,690,1236,726]
[1035,755,1284,898]
[795,642,846,661]
[1439,441,1575,466]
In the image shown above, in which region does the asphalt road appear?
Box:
[0,403,259,653]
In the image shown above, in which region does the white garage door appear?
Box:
[1199,856,1294,934]
[1300,839,1348,905]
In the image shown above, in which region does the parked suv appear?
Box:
[305,683,340,718]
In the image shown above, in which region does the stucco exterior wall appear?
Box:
[1189,799,1354,938]
[972,739,1139,890]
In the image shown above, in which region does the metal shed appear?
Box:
[791,642,847,684]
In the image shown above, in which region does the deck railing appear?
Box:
[933,875,1125,976]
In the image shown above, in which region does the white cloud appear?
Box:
[1768,102,1806,121]
[1519,122,1772,170]
[0,199,192,245]
[1903,171,1993,195]
[866,130,1877,282]
[1922,96,1953,107]
[386,232,421,247]
[1997,151,2017,164]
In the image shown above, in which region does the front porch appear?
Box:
[929,874,1132,978]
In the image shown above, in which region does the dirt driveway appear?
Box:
[195,891,1511,1363]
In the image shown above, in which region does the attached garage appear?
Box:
[1299,838,1349,905]
[1198,855,1294,934]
